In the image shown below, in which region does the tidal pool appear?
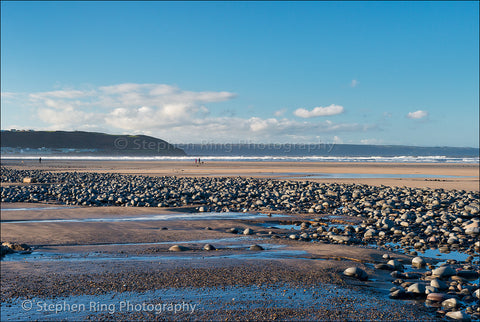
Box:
[1,212,287,224]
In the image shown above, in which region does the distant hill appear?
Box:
[0,130,186,156]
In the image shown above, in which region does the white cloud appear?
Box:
[350,79,359,88]
[360,138,383,145]
[294,104,344,118]
[333,136,343,144]
[4,83,378,143]
[1,92,20,99]
[274,108,287,117]
[407,110,428,119]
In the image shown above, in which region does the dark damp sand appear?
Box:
[1,204,438,321]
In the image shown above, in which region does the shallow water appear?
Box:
[1,206,78,211]
[417,248,471,262]
[381,242,471,262]
[0,282,415,321]
[278,172,473,179]
[260,223,302,230]
[1,211,287,224]
[2,247,307,263]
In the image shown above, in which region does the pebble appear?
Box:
[387,259,404,271]
[432,266,456,279]
[411,256,426,268]
[445,311,471,321]
[442,298,460,310]
[203,244,216,251]
[168,245,190,252]
[343,267,368,281]
[430,278,448,290]
[426,292,450,302]
[407,283,426,294]
[1,242,31,258]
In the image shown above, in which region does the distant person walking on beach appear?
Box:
[39,157,42,164]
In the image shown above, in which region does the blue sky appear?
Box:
[1,1,478,146]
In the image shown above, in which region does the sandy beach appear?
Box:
[1,161,479,321]
[2,159,479,191]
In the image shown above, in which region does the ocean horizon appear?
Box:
[1,143,478,163]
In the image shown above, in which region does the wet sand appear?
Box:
[1,204,436,321]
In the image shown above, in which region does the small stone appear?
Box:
[432,266,456,278]
[249,244,264,251]
[442,298,460,310]
[243,228,253,235]
[227,228,239,234]
[431,278,448,290]
[445,311,471,321]
[387,259,404,271]
[168,245,189,252]
[203,244,216,251]
[389,289,407,299]
[407,283,426,294]
[425,286,437,294]
[375,263,395,271]
[426,292,449,302]
[412,256,426,268]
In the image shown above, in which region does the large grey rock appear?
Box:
[407,283,426,294]
[442,298,460,310]
[425,285,437,294]
[168,245,190,252]
[431,278,448,290]
[364,229,376,238]
[387,259,404,271]
[427,292,449,302]
[411,256,426,268]
[343,267,368,281]
[465,227,479,235]
[203,244,216,251]
[432,266,456,278]
[445,311,471,321]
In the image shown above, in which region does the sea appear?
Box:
[1,144,478,163]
